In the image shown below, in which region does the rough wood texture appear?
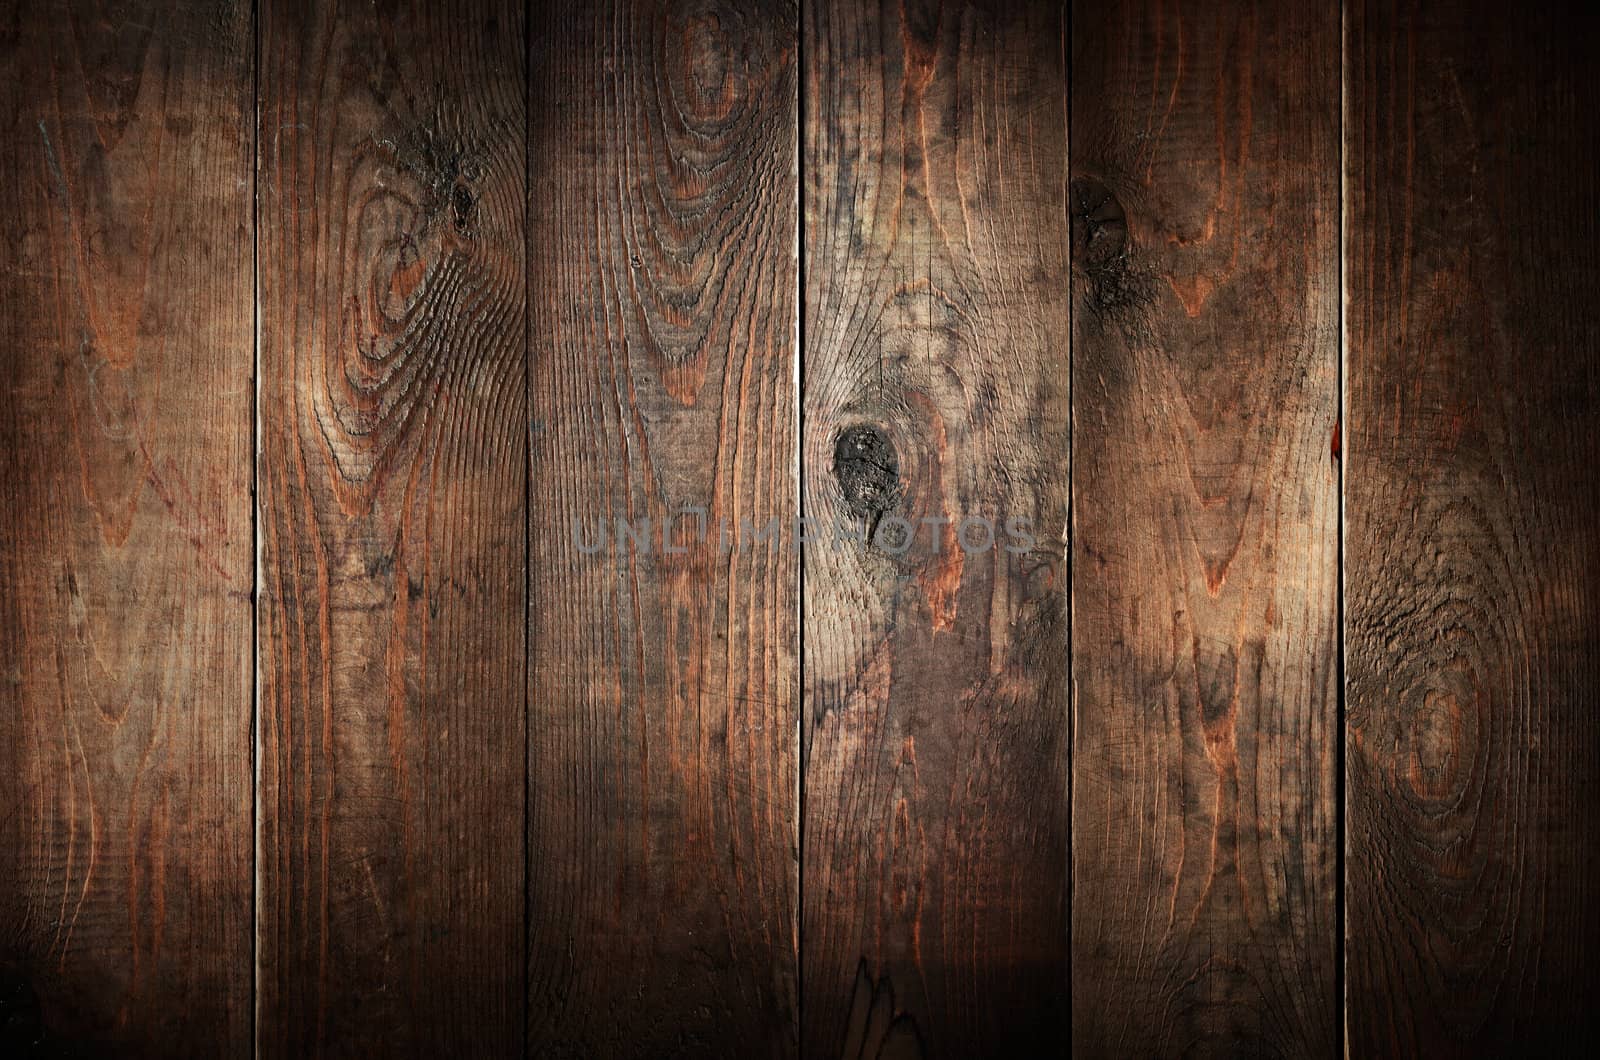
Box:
[7,2,1600,1053]
[255,0,526,1053]
[1069,0,1340,1054]
[527,3,798,1055]
[802,1,1071,1053]
[1345,1,1600,1053]
[0,0,253,1053]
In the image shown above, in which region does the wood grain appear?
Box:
[255,0,526,1053]
[1068,0,1340,1054]
[526,2,798,1055]
[0,0,253,1053]
[801,1,1071,1053]
[1345,1,1600,1053]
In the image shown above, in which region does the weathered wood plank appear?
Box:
[255,0,526,1053]
[1345,1,1600,1053]
[1069,0,1340,1053]
[526,2,799,1054]
[801,1,1071,1053]
[0,0,253,1052]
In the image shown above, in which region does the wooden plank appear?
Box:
[255,0,526,1053]
[526,3,798,1054]
[1345,2,1600,1053]
[1068,0,1340,1053]
[801,1,1071,1052]
[0,1,253,1053]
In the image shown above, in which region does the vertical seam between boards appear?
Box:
[250,0,263,1055]
[1337,0,1350,1055]
[795,1,807,1052]
[522,0,533,1053]
[1063,0,1074,1044]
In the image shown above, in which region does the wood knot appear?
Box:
[833,425,900,520]
[1070,176,1151,324]
[1408,689,1470,801]
[393,124,483,238]
[1070,177,1127,265]
[672,3,748,125]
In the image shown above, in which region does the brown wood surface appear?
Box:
[4,1,1600,1054]
[1345,1,1600,1054]
[0,0,254,1053]
[526,2,799,1055]
[255,0,526,1054]
[1069,0,1341,1054]
[801,1,1071,1054]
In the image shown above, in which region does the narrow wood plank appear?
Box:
[0,1,253,1052]
[255,0,526,1053]
[801,1,1071,1053]
[1345,2,1600,1053]
[527,3,799,1054]
[1068,0,1340,1053]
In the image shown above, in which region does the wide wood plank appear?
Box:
[1069,0,1340,1054]
[527,2,799,1054]
[1345,1,1600,1053]
[255,0,526,1053]
[0,0,253,1052]
[801,1,1071,1052]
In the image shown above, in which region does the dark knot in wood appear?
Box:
[1070,176,1151,324]
[1070,176,1126,263]
[833,425,900,521]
